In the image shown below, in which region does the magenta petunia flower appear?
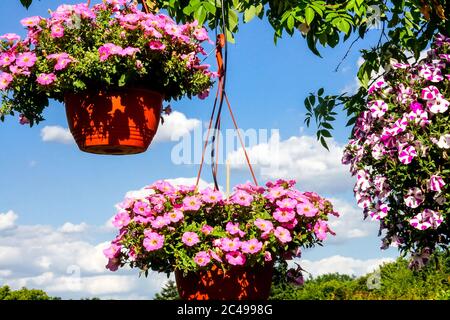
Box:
[149,40,166,51]
[398,145,417,165]
[264,251,272,262]
[225,251,246,266]
[181,231,200,246]
[0,72,13,90]
[428,175,445,192]
[404,187,425,208]
[241,239,262,254]
[421,85,440,100]
[143,232,164,251]
[369,100,388,118]
[194,251,210,267]
[274,226,292,243]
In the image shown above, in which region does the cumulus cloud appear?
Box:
[0,210,18,231]
[59,222,88,233]
[327,198,378,242]
[40,126,74,144]
[227,132,353,194]
[0,218,171,299]
[154,111,200,142]
[299,255,395,277]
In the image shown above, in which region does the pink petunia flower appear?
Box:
[143,232,164,251]
[225,251,246,266]
[230,190,253,206]
[20,16,42,27]
[0,72,13,90]
[36,73,57,85]
[273,209,296,223]
[274,226,292,243]
[208,249,222,262]
[194,251,211,267]
[182,196,202,211]
[0,33,21,42]
[0,53,15,67]
[181,232,200,246]
[103,243,121,259]
[225,222,246,237]
[51,24,64,38]
[241,239,263,254]
[16,52,37,68]
[296,201,319,217]
[276,198,297,211]
[166,209,184,223]
[254,218,273,233]
[409,209,443,230]
[313,220,328,240]
[200,188,223,204]
[427,94,449,113]
[112,211,131,228]
[264,251,272,262]
[421,85,440,100]
[133,201,151,216]
[220,237,241,252]
[151,216,170,229]
[201,224,213,235]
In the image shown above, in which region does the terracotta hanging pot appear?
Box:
[175,263,273,300]
[64,89,163,155]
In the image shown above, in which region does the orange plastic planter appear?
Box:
[175,263,273,300]
[65,89,163,155]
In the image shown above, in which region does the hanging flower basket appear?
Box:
[0,1,214,155]
[65,89,163,154]
[104,179,339,300]
[175,263,273,300]
[342,34,450,266]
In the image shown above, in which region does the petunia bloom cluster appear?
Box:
[0,0,214,125]
[342,34,450,262]
[104,179,338,274]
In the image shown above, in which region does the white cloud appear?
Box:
[154,111,200,142]
[59,222,88,233]
[299,255,394,277]
[40,126,74,144]
[327,198,378,241]
[0,210,18,230]
[0,216,171,299]
[227,132,353,194]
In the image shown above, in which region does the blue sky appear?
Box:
[0,0,398,299]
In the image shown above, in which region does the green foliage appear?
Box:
[154,280,180,300]
[0,285,58,300]
[270,252,450,300]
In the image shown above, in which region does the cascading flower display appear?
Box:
[104,179,338,274]
[0,0,214,125]
[343,34,450,266]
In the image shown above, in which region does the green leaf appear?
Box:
[320,129,332,138]
[244,6,256,23]
[194,6,207,25]
[320,136,329,150]
[318,88,324,96]
[287,15,295,31]
[20,0,33,9]
[118,74,127,87]
[202,1,216,15]
[305,7,315,25]
[322,122,333,130]
[306,33,322,57]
